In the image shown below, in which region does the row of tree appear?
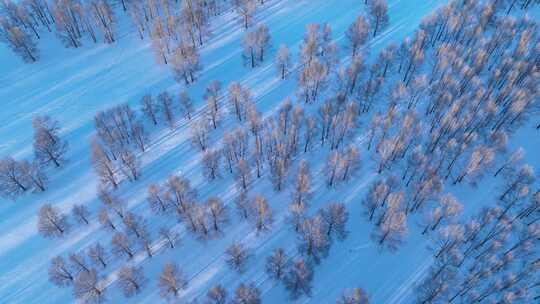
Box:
[0,115,68,199]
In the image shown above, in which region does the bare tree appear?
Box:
[225,242,250,273]
[284,258,313,299]
[72,204,91,225]
[122,211,147,239]
[287,202,307,232]
[98,187,125,219]
[372,192,407,251]
[234,0,256,29]
[0,157,30,198]
[255,23,271,62]
[235,191,250,220]
[172,43,202,85]
[88,0,115,43]
[0,19,38,62]
[421,193,463,234]
[48,256,75,287]
[298,215,329,263]
[87,242,108,268]
[111,232,135,260]
[368,0,389,37]
[158,263,187,301]
[147,183,170,214]
[118,149,141,182]
[157,91,176,129]
[235,158,252,191]
[98,208,116,231]
[292,160,312,207]
[117,266,146,298]
[20,160,47,192]
[346,15,370,57]
[202,149,221,181]
[207,197,228,232]
[69,251,91,274]
[159,227,180,249]
[275,44,291,79]
[232,283,260,304]
[319,203,349,241]
[73,269,106,303]
[179,90,194,120]
[265,247,289,281]
[32,116,68,168]
[91,139,118,189]
[207,284,228,304]
[251,194,273,232]
[337,288,369,304]
[242,30,257,68]
[140,94,158,125]
[38,203,70,238]
[191,118,210,151]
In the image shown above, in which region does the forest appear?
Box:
[0,0,539,303]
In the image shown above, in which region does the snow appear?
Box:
[1,0,537,303]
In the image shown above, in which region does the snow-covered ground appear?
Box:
[1,0,538,303]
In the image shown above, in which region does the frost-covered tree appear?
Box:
[251,194,273,232]
[87,242,108,269]
[122,211,147,239]
[69,251,91,274]
[368,0,389,37]
[147,183,170,214]
[98,208,116,231]
[319,203,349,241]
[191,118,210,151]
[298,215,330,263]
[0,18,39,62]
[232,283,260,304]
[225,242,250,273]
[275,44,291,79]
[292,160,312,207]
[38,203,70,238]
[140,94,158,125]
[179,90,194,120]
[234,0,256,29]
[207,197,228,232]
[158,263,187,301]
[72,204,91,225]
[20,159,48,192]
[284,258,313,299]
[159,227,180,249]
[111,232,135,260]
[265,247,289,281]
[0,157,30,198]
[346,15,370,57]
[91,139,118,189]
[202,149,222,181]
[32,115,68,167]
[98,187,125,219]
[207,284,228,304]
[372,192,407,251]
[48,256,75,287]
[421,193,463,234]
[255,23,271,62]
[287,202,307,232]
[119,149,141,182]
[117,266,146,298]
[157,91,176,129]
[337,288,369,304]
[73,269,106,303]
[172,43,201,85]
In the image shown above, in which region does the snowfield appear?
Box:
[1,0,539,303]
